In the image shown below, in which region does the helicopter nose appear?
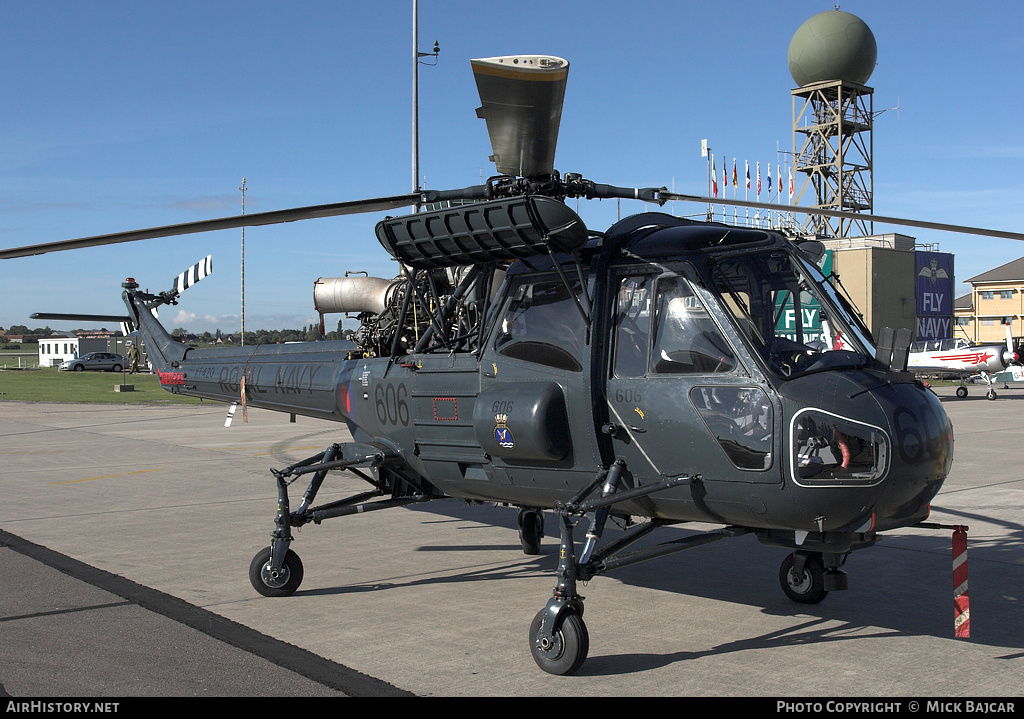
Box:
[870,386,952,530]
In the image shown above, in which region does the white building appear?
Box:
[37,334,114,367]
[37,333,79,367]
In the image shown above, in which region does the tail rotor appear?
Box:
[169,255,213,301]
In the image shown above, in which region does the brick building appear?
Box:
[953,256,1024,344]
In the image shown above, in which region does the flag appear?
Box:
[712,157,718,197]
[778,164,782,194]
[757,162,761,196]
[766,164,771,195]
[723,164,728,196]
[732,159,737,188]
[745,161,750,190]
[788,166,794,202]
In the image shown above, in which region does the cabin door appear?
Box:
[605,271,778,490]
[476,269,603,505]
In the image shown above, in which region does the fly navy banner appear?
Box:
[915,251,955,341]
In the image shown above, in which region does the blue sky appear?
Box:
[3,1,1023,333]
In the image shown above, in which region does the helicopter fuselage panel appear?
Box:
[125,214,952,543]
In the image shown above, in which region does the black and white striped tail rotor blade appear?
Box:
[173,255,213,295]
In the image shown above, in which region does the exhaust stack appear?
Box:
[313,276,400,316]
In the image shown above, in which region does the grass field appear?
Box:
[0,351,39,370]
[0,368,205,404]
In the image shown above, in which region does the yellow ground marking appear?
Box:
[53,468,164,485]
[48,446,323,484]
[200,445,322,456]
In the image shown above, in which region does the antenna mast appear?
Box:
[240,178,246,346]
[412,0,439,211]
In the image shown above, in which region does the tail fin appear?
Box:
[121,256,215,373]
[33,256,214,375]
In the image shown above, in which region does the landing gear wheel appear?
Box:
[249,546,304,597]
[518,510,544,555]
[956,386,968,398]
[987,390,997,400]
[780,552,828,604]
[529,609,589,676]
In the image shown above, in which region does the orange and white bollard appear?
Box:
[952,525,970,639]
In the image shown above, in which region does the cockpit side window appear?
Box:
[612,275,653,378]
[493,273,587,372]
[651,276,736,374]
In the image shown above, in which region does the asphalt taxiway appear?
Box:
[1,386,1022,697]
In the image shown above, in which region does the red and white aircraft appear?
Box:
[907,325,1019,399]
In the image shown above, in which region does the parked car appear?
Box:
[60,352,125,372]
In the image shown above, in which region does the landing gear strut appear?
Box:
[247,442,439,598]
[958,372,1000,400]
[527,461,748,675]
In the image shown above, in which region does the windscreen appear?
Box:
[706,250,873,379]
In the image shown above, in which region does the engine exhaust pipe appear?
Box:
[313,276,400,316]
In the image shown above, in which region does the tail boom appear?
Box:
[166,341,357,422]
[123,279,356,422]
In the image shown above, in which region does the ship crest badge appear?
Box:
[493,413,515,450]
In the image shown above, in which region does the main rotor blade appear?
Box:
[472,55,568,178]
[31,312,132,323]
[660,191,1024,243]
[0,193,421,260]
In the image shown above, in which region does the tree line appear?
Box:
[170,322,354,345]
[1,322,355,348]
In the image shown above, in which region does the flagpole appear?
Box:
[777,163,782,230]
[722,159,727,224]
[756,161,761,227]
[703,140,712,221]
[745,160,749,227]
[732,158,737,226]
[788,165,795,231]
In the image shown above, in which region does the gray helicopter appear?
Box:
[7,54,1000,676]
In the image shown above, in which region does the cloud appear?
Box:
[168,308,319,334]
[167,194,241,214]
[172,310,196,325]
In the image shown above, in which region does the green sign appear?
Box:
[774,250,833,344]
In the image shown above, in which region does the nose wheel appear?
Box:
[779,552,828,604]
[529,607,589,676]
[249,546,304,597]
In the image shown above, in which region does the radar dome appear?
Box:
[788,10,876,87]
